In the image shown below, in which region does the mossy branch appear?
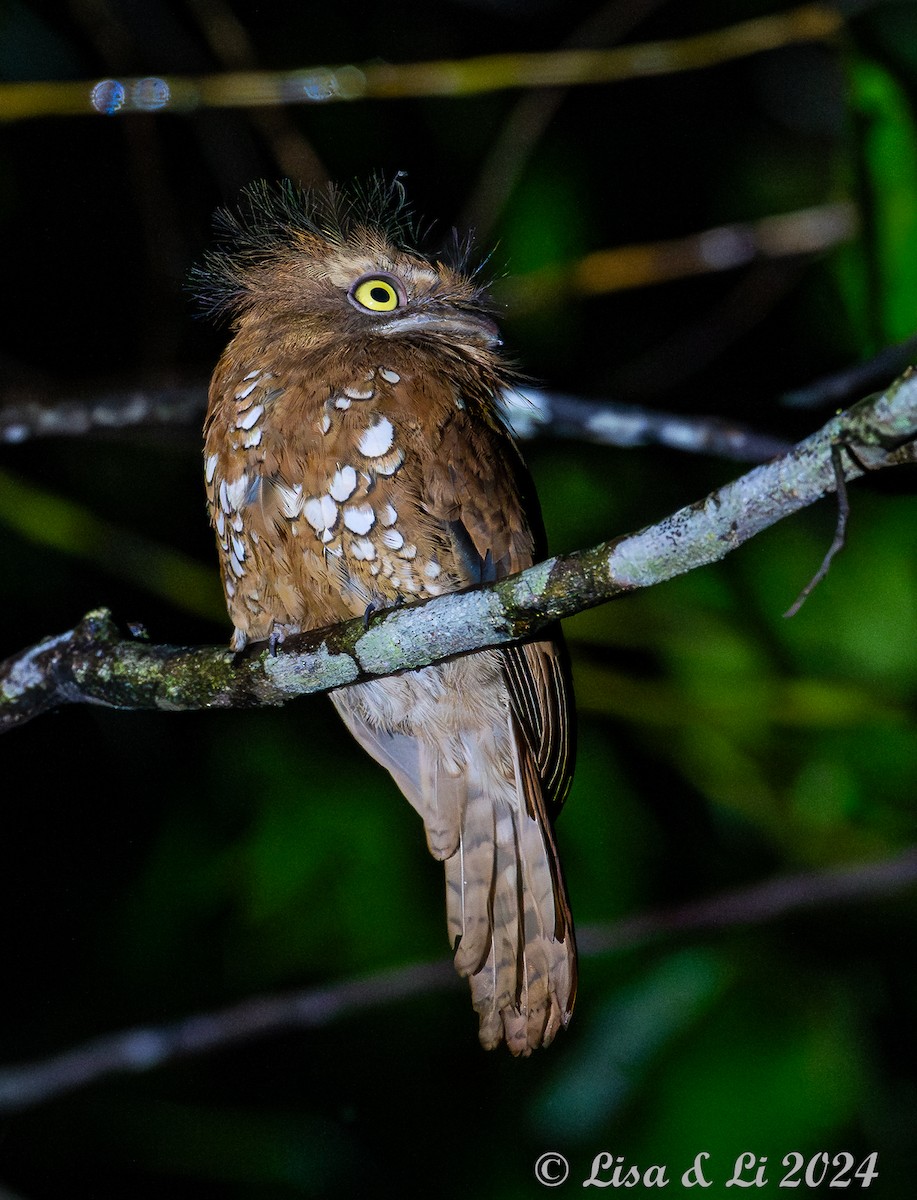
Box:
[2,367,916,734]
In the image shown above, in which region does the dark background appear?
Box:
[1,1,916,1196]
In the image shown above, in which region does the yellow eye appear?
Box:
[350,276,402,312]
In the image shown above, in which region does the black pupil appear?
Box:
[370,285,391,304]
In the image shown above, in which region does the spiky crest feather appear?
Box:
[191,175,487,321]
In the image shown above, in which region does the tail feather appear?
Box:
[445,717,576,1055]
[332,658,576,1054]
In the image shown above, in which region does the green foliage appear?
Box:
[532,948,734,1138]
[835,54,917,350]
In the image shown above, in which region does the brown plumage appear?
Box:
[198,178,577,1054]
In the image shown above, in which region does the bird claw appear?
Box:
[268,625,286,656]
[363,594,405,628]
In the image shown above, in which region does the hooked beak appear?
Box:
[379,306,502,349]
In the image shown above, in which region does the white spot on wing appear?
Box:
[379,367,400,384]
[381,528,404,550]
[303,494,339,534]
[379,503,398,526]
[234,378,260,401]
[329,465,357,501]
[223,474,250,511]
[343,383,374,401]
[334,395,351,410]
[205,453,218,484]
[350,538,376,561]
[424,560,441,579]
[243,428,263,448]
[343,504,375,534]
[237,404,264,430]
[358,416,395,458]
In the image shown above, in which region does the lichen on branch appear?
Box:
[2,367,916,734]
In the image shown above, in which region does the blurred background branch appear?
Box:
[1,382,793,459]
[501,200,858,307]
[0,5,841,122]
[2,845,913,1115]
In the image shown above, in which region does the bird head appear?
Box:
[193,177,502,362]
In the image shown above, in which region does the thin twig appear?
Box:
[783,442,850,618]
[0,847,913,1113]
[782,334,917,409]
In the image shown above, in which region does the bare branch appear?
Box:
[502,388,792,461]
[3,367,916,732]
[0,384,204,444]
[1,382,790,462]
[1,846,914,1114]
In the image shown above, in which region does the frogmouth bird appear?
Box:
[197,178,577,1055]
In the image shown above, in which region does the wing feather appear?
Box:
[502,638,576,816]
[423,403,575,815]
